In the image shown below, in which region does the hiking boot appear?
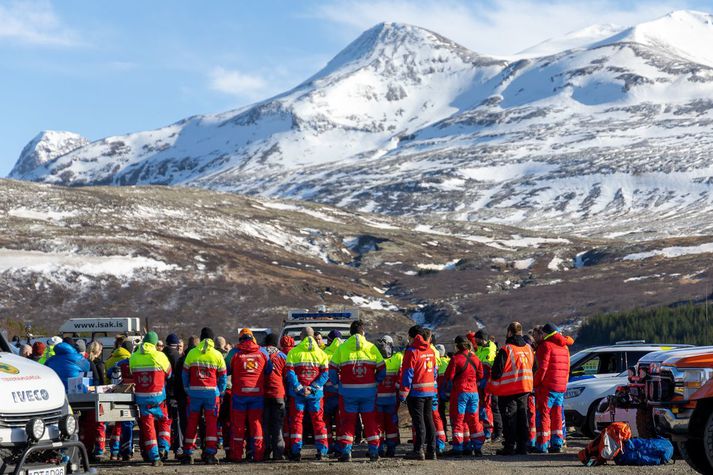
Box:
[121,455,131,462]
[496,448,515,456]
[443,450,462,458]
[516,447,528,455]
[338,452,352,462]
[315,452,323,461]
[385,446,396,458]
[109,455,119,462]
[473,449,483,457]
[404,450,425,461]
[151,460,163,467]
[425,451,437,461]
[369,453,380,462]
[549,446,563,454]
[289,452,301,462]
[202,454,219,465]
[180,455,193,465]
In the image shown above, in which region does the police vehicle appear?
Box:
[0,332,92,475]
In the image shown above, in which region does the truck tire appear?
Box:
[581,399,601,439]
[704,411,713,473]
[679,439,713,475]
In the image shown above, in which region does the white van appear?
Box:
[0,332,93,475]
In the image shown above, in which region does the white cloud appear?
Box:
[0,0,79,46]
[209,66,269,99]
[312,0,700,56]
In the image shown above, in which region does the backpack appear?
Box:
[614,437,674,466]
[578,422,632,466]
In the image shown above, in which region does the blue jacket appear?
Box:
[46,342,91,391]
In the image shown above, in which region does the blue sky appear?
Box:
[1,0,710,175]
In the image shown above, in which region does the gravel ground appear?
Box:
[95,437,695,475]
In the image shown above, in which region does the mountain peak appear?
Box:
[596,9,713,66]
[10,130,89,179]
[312,21,480,80]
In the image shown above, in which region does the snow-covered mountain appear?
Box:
[11,131,89,178]
[11,11,713,238]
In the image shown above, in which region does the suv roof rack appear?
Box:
[614,340,646,345]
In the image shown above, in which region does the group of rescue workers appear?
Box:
[30,319,572,464]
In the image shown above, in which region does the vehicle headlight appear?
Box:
[59,414,78,438]
[666,366,713,400]
[565,387,585,399]
[26,417,45,442]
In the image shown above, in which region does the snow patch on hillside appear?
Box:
[623,242,713,261]
[0,249,179,278]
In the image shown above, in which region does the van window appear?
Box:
[625,351,650,368]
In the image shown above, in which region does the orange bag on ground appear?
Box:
[578,422,633,466]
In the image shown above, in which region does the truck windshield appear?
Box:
[0,332,16,353]
[282,325,349,340]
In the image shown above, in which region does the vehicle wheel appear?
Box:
[581,399,601,439]
[679,439,713,475]
[704,411,713,473]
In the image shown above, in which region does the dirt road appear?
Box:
[96,437,695,475]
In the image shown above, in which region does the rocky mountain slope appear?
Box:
[2,179,712,338]
[10,11,713,239]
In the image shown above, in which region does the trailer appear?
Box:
[67,392,137,423]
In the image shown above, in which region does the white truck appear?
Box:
[0,332,93,475]
[57,318,143,360]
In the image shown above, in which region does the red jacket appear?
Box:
[444,350,483,394]
[399,335,438,399]
[534,332,571,392]
[264,346,287,399]
[228,340,271,397]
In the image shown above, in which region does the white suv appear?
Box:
[564,341,691,437]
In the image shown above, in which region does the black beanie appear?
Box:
[543,323,558,335]
[200,327,215,341]
[475,330,488,340]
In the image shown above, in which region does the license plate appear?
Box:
[27,465,65,475]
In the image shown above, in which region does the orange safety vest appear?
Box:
[488,343,534,396]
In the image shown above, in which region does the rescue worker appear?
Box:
[525,331,540,451]
[329,320,385,462]
[400,325,438,461]
[173,337,197,458]
[182,327,227,465]
[263,333,287,461]
[322,330,343,454]
[45,340,91,391]
[31,341,46,362]
[433,343,449,453]
[533,323,570,453]
[39,336,62,364]
[279,334,296,451]
[226,328,272,462]
[129,332,172,466]
[106,338,136,461]
[444,336,485,457]
[280,335,295,355]
[162,333,182,457]
[489,322,534,456]
[375,335,402,457]
[314,332,326,349]
[471,330,498,441]
[285,327,330,461]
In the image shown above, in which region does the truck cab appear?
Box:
[643,346,713,474]
[0,332,92,475]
